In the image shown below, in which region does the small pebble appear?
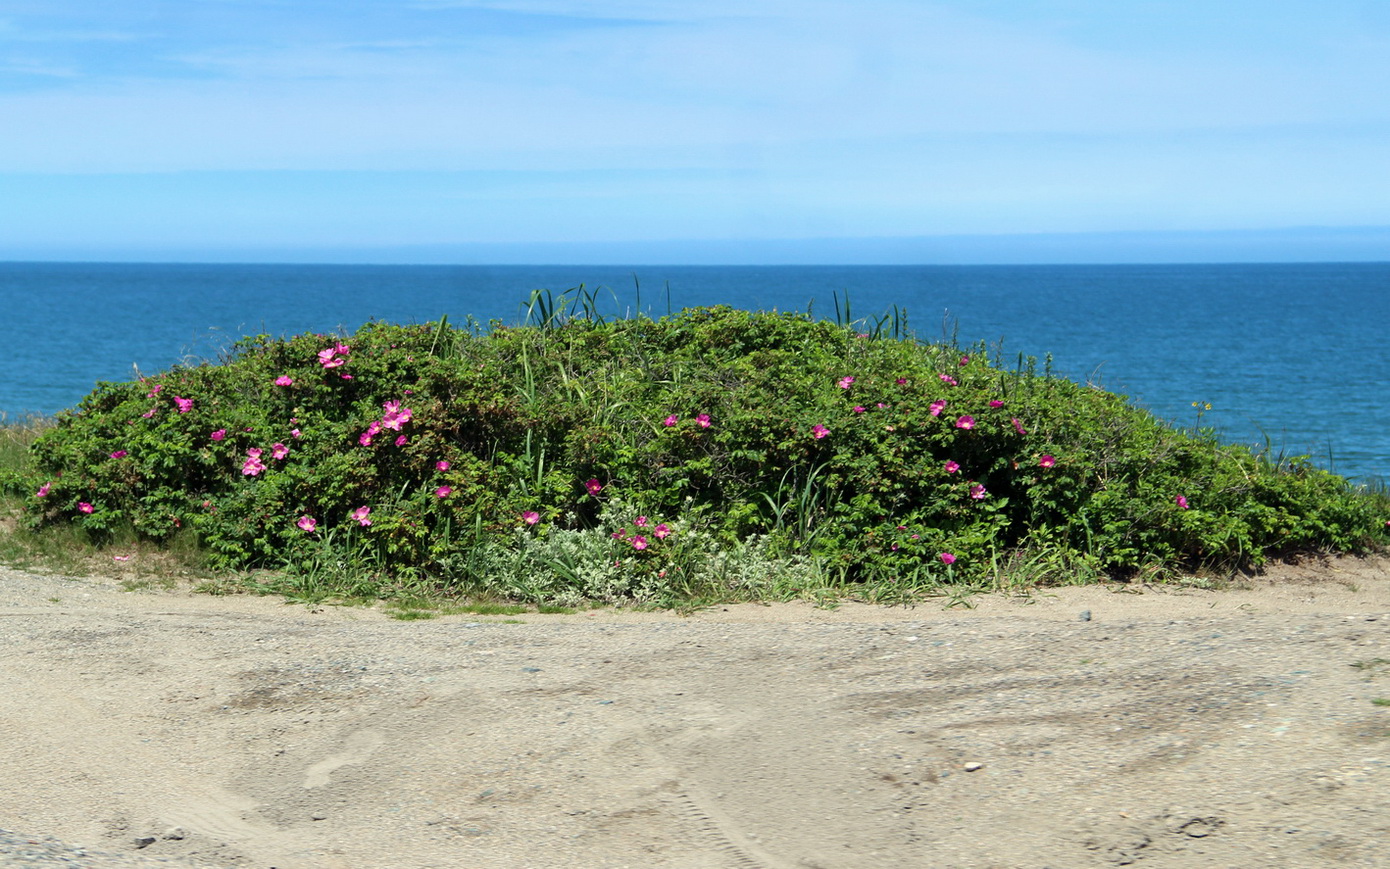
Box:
[964,762,983,772]
[1079,610,1092,622]
[311,812,328,821]
[133,836,156,849]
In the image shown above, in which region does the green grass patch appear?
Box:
[3,289,1387,606]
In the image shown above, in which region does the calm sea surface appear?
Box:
[2,262,1386,483]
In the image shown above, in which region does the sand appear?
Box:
[2,555,1388,868]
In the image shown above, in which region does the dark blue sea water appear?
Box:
[2,262,1387,483]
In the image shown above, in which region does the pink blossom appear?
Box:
[436,460,450,471]
[663,414,678,427]
[318,345,347,369]
[367,420,382,436]
[141,408,157,418]
[1039,455,1056,468]
[654,523,671,539]
[381,401,413,431]
[939,374,958,386]
[395,435,407,447]
[612,529,627,540]
[876,402,888,409]
[274,376,294,387]
[290,429,301,438]
[146,384,163,398]
[522,511,539,525]
[853,406,866,414]
[241,455,266,476]
[110,450,128,459]
[989,399,1004,408]
[1175,494,1189,510]
[271,443,289,460]
[635,516,649,527]
[358,432,374,447]
[944,460,960,474]
[1012,418,1027,435]
[969,484,987,500]
[211,429,226,441]
[585,478,603,496]
[838,376,855,389]
[895,377,907,385]
[340,374,353,380]
[929,399,947,417]
[434,486,453,498]
[812,424,830,439]
[78,502,94,514]
[696,413,711,428]
[959,356,970,366]
[173,396,193,413]
[955,415,975,430]
[939,552,957,565]
[247,447,263,459]
[350,506,372,527]
[631,535,648,551]
[36,483,51,498]
[297,515,317,532]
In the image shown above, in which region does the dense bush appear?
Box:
[18,297,1388,603]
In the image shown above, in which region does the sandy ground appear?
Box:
[2,556,1389,868]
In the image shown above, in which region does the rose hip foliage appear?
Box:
[20,304,1388,600]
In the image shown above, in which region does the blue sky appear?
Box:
[3,0,1389,262]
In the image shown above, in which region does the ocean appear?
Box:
[2,261,1386,483]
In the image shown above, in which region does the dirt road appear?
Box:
[2,557,1389,868]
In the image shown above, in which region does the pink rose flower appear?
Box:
[585,478,603,496]
[436,460,450,471]
[78,502,94,514]
[435,486,452,498]
[939,552,956,565]
[36,483,51,498]
[969,484,987,500]
[929,399,947,417]
[1039,455,1056,468]
[955,415,975,430]
[663,414,678,427]
[211,429,226,441]
[275,376,294,387]
[812,424,830,439]
[631,535,648,551]
[173,396,193,413]
[110,450,128,459]
[271,443,289,460]
[944,460,960,474]
[838,376,855,389]
[654,523,671,539]
[522,511,539,525]
[1175,494,1189,510]
[696,413,711,429]
[350,506,372,527]
[297,515,317,532]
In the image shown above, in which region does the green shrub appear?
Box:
[14,296,1389,602]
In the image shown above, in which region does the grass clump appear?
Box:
[5,290,1387,605]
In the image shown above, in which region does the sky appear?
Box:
[3,0,1389,263]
